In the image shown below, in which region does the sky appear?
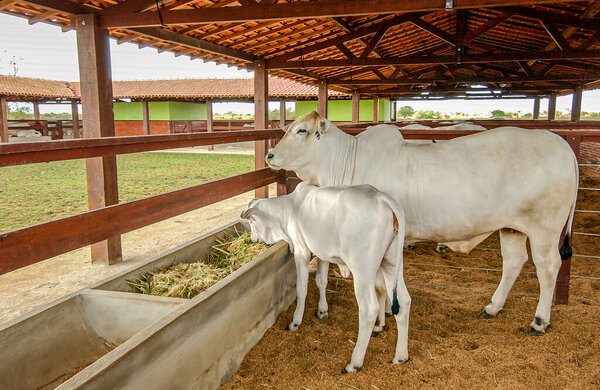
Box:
[1,12,599,116]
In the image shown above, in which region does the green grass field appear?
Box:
[0,152,254,233]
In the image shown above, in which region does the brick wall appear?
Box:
[114,120,171,136]
[580,142,600,177]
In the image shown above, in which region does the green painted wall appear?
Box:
[112,101,207,121]
[294,99,391,122]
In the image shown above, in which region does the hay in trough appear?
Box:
[128,230,270,299]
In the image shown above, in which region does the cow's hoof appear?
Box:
[315,310,328,319]
[477,309,495,319]
[288,322,300,331]
[385,311,393,318]
[371,330,382,338]
[435,245,447,254]
[524,325,546,337]
[392,357,409,365]
[404,244,415,250]
[342,365,361,374]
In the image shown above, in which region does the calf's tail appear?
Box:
[560,154,579,261]
[380,194,406,316]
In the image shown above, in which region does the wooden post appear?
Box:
[548,93,557,120]
[317,79,328,118]
[276,170,287,196]
[571,86,583,122]
[532,96,540,120]
[206,99,214,151]
[74,13,122,265]
[554,134,580,305]
[142,100,150,135]
[391,99,397,122]
[33,102,40,120]
[71,100,80,138]
[254,60,269,198]
[0,97,8,143]
[352,91,360,123]
[279,99,286,129]
[373,95,379,123]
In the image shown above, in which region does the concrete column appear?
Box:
[74,13,122,265]
[254,60,269,198]
[317,79,327,118]
[548,93,557,120]
[391,100,397,121]
[532,96,540,120]
[571,86,583,122]
[351,91,360,123]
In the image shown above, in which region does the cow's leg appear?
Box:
[289,250,311,331]
[380,244,411,365]
[526,233,562,336]
[480,229,528,319]
[372,269,387,336]
[343,271,379,373]
[315,259,329,319]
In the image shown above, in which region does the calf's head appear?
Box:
[240,199,283,245]
[266,111,333,175]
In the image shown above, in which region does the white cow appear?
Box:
[267,111,578,336]
[241,182,410,372]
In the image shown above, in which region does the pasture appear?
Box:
[223,176,600,390]
[0,152,253,233]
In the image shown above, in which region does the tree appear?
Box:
[490,109,505,118]
[397,105,415,118]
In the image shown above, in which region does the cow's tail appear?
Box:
[380,194,405,316]
[560,153,579,261]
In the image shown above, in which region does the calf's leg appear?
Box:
[289,250,311,331]
[315,259,329,319]
[344,272,379,373]
[372,269,387,336]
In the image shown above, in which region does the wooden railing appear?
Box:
[170,119,291,133]
[7,119,83,139]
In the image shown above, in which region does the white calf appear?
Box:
[241,183,410,372]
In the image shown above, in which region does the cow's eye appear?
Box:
[296,129,307,134]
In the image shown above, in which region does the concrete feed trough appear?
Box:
[0,221,295,390]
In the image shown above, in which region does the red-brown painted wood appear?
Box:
[254,60,269,198]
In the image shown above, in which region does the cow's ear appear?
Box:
[318,119,330,135]
[281,123,291,133]
[240,208,254,220]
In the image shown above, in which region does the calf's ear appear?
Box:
[240,208,254,220]
[318,119,331,135]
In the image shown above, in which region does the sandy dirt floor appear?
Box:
[0,183,275,325]
[222,177,600,390]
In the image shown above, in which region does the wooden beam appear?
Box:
[0,168,276,274]
[74,14,122,265]
[28,10,56,25]
[540,20,570,51]
[142,100,150,135]
[130,27,256,62]
[518,60,533,76]
[360,27,388,58]
[0,130,283,167]
[502,6,600,32]
[336,43,356,59]
[99,0,159,15]
[373,95,379,123]
[462,12,513,45]
[571,86,583,122]
[408,14,457,46]
[318,79,328,118]
[99,0,578,28]
[279,99,286,129]
[0,97,8,143]
[71,100,80,138]
[0,1,18,11]
[352,91,360,123]
[267,49,600,69]
[548,93,557,120]
[532,96,540,119]
[254,60,269,198]
[206,98,214,151]
[329,73,600,85]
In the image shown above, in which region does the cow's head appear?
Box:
[266,111,334,176]
[240,199,283,245]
